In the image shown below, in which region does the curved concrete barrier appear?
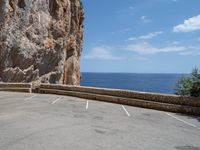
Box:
[0,83,32,93]
[39,84,200,115]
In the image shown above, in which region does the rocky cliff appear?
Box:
[0,0,84,85]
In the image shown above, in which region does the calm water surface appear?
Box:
[81,73,188,94]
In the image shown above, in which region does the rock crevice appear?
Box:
[0,0,84,85]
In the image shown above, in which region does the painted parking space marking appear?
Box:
[51,97,62,104]
[122,105,131,117]
[24,95,37,101]
[165,113,200,130]
[86,100,89,110]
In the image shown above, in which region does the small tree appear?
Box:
[174,68,200,97]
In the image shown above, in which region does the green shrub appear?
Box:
[174,68,200,97]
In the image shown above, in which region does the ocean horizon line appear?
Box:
[81,72,189,75]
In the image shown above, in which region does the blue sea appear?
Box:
[80,73,188,94]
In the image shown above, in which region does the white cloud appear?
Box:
[172,0,178,2]
[173,15,200,32]
[128,37,137,41]
[140,16,150,23]
[126,42,187,55]
[83,46,122,60]
[128,31,163,41]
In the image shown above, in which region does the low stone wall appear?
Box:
[39,84,200,115]
[0,83,32,93]
[40,84,200,107]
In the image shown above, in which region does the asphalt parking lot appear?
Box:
[0,91,200,150]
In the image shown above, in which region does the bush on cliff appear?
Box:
[174,68,200,97]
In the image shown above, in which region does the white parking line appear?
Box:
[122,105,131,117]
[51,97,62,104]
[86,100,89,110]
[165,113,200,130]
[24,95,37,101]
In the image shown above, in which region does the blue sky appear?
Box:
[80,0,200,73]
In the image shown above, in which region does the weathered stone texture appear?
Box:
[0,0,84,85]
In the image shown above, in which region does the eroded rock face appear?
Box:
[0,0,84,85]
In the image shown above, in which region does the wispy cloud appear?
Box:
[165,41,180,46]
[173,15,200,32]
[83,46,150,61]
[83,46,122,60]
[172,0,178,2]
[135,56,149,61]
[179,47,200,55]
[128,31,163,41]
[83,43,200,61]
[140,16,150,23]
[112,28,130,35]
[170,41,179,45]
[126,42,187,55]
